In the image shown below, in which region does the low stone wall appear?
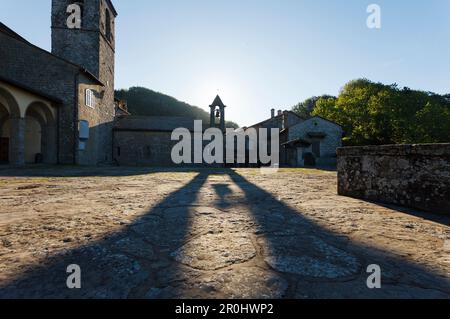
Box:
[337,144,450,215]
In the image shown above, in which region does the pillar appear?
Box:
[41,124,57,164]
[46,124,58,164]
[9,117,25,166]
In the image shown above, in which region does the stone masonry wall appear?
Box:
[289,117,343,158]
[52,0,116,165]
[0,32,78,164]
[337,144,450,215]
[114,131,181,167]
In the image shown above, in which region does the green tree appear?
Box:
[303,78,450,146]
[414,102,450,143]
[292,95,336,119]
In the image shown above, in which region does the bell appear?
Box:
[215,109,221,118]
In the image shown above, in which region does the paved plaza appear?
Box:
[0,167,448,298]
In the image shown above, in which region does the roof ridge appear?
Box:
[0,22,104,86]
[0,22,30,44]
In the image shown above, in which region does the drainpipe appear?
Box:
[73,73,80,165]
[56,103,60,164]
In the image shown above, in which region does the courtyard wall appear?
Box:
[337,144,450,215]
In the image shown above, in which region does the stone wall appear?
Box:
[52,0,116,165]
[337,144,450,215]
[77,75,114,165]
[113,131,181,167]
[0,0,116,166]
[289,117,343,158]
[0,31,78,164]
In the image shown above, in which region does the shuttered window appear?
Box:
[85,89,95,108]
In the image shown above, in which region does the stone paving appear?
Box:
[0,167,449,299]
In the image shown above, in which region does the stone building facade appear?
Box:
[0,0,117,166]
[246,110,343,168]
[113,116,201,166]
[285,116,343,167]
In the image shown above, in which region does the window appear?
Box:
[105,9,111,40]
[85,89,95,108]
[76,0,84,22]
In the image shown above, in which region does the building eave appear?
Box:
[0,76,63,105]
[106,0,118,17]
[246,111,304,129]
[0,22,105,87]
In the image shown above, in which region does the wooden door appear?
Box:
[312,141,321,158]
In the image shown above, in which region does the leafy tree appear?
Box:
[292,95,335,119]
[414,102,450,143]
[294,79,450,146]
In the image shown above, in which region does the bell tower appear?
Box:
[209,95,226,132]
[51,0,117,84]
[51,0,118,164]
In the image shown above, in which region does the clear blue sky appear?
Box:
[1,0,449,126]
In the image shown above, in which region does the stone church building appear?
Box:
[0,0,117,166]
[0,0,343,168]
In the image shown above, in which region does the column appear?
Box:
[41,124,57,164]
[9,117,25,166]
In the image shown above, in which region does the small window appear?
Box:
[77,1,84,25]
[105,9,111,40]
[85,89,95,108]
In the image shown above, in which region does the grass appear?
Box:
[0,166,335,182]
[277,168,335,174]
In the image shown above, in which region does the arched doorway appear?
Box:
[0,87,21,165]
[24,102,57,164]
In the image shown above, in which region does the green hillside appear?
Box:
[115,87,239,128]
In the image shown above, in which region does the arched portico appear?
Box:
[25,102,57,164]
[0,83,58,166]
[0,86,24,166]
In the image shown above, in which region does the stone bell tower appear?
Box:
[51,0,117,84]
[51,0,118,164]
[209,95,226,132]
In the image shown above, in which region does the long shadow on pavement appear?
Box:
[226,170,450,298]
[0,171,209,298]
[0,168,449,298]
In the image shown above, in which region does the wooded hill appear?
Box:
[115,87,239,128]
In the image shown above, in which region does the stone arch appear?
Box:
[25,101,55,125]
[24,102,57,164]
[0,86,21,118]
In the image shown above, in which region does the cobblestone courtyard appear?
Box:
[0,167,449,299]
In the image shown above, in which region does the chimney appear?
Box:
[271,109,275,118]
[277,110,282,116]
[283,110,289,129]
